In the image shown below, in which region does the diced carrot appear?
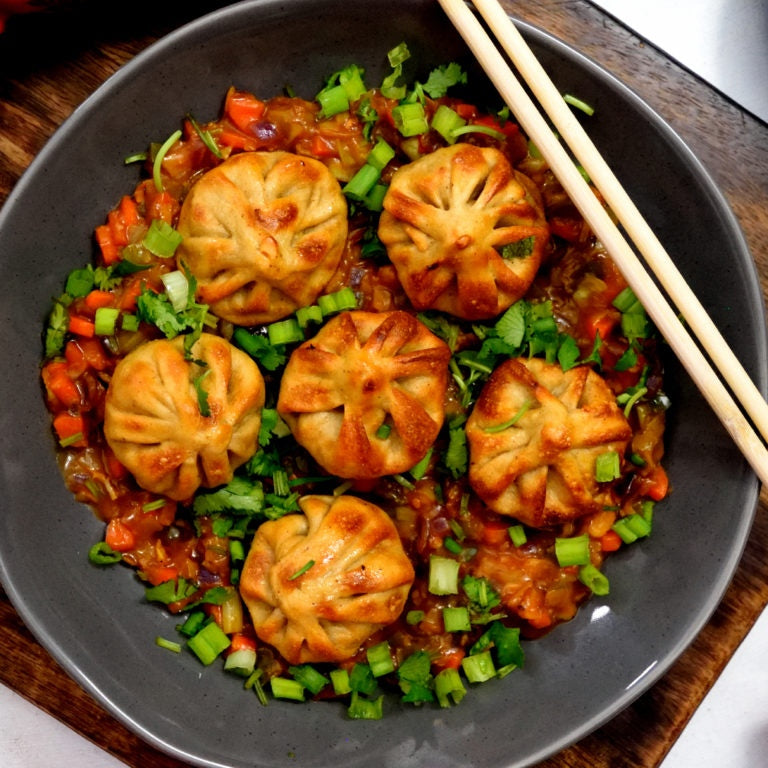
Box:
[600,530,623,553]
[217,128,252,151]
[105,518,136,553]
[229,633,257,653]
[144,564,180,586]
[67,315,95,338]
[42,361,81,408]
[480,519,511,546]
[454,102,477,120]
[65,338,109,375]
[431,647,465,671]
[103,446,128,481]
[118,276,145,312]
[549,215,584,243]
[310,133,338,158]
[84,289,115,311]
[224,87,266,132]
[646,465,669,501]
[52,413,86,446]
[95,224,120,265]
[584,310,616,343]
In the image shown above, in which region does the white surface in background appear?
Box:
[588,0,768,123]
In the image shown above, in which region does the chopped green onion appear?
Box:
[595,450,621,482]
[409,447,432,480]
[363,183,388,212]
[244,669,269,706]
[317,84,349,118]
[442,606,471,633]
[121,313,140,332]
[563,93,595,116]
[387,41,410,67]
[330,668,352,695]
[287,559,315,580]
[59,431,84,448]
[579,564,610,596]
[177,610,207,637]
[289,664,330,695]
[392,102,429,137]
[367,138,395,170]
[224,648,257,676]
[555,534,591,567]
[124,151,148,165]
[160,270,189,313]
[451,123,506,141]
[431,104,466,144]
[406,610,425,625]
[270,677,305,701]
[349,663,377,696]
[508,524,527,547]
[153,129,182,192]
[186,112,223,158]
[87,541,122,565]
[428,555,460,595]
[612,512,652,543]
[612,286,640,313]
[443,537,462,556]
[193,368,211,417]
[296,303,323,328]
[483,400,532,433]
[143,219,183,258]
[155,636,182,653]
[343,163,381,201]
[367,641,395,677]
[339,64,367,101]
[267,317,304,346]
[461,650,496,683]
[317,286,358,316]
[375,423,392,440]
[434,667,466,707]
[347,691,384,719]
[142,498,166,512]
[94,307,119,336]
[187,621,231,665]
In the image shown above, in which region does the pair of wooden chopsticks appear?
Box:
[437,0,768,486]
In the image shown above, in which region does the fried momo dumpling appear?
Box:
[277,310,450,478]
[378,143,549,320]
[104,333,265,501]
[240,494,415,664]
[466,357,632,527]
[176,151,348,325]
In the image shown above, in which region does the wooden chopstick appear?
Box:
[437,0,768,485]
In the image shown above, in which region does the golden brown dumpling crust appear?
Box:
[240,494,415,664]
[466,357,632,527]
[176,151,348,325]
[103,333,265,501]
[277,310,451,478]
[378,143,549,320]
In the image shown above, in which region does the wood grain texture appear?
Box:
[1,2,767,767]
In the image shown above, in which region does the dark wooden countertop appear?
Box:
[1,1,767,766]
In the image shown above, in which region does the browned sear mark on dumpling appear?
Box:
[378,143,549,320]
[466,357,632,527]
[175,151,348,325]
[240,494,415,664]
[277,310,451,478]
[103,333,265,501]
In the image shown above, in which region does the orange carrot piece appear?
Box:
[52,413,86,446]
[105,519,136,553]
[67,315,95,338]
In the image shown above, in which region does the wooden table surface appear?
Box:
[1,1,767,766]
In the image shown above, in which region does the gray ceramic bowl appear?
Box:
[0,1,765,766]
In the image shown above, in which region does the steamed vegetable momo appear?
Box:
[276,310,451,478]
[378,143,549,320]
[466,357,632,528]
[240,494,415,664]
[103,333,265,501]
[176,151,348,325]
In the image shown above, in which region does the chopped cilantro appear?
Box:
[192,367,211,417]
[421,62,467,98]
[192,476,265,516]
[499,235,535,260]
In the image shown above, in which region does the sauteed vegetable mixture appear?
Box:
[41,43,669,717]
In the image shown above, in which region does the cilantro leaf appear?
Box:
[192,476,265,516]
[421,62,467,98]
